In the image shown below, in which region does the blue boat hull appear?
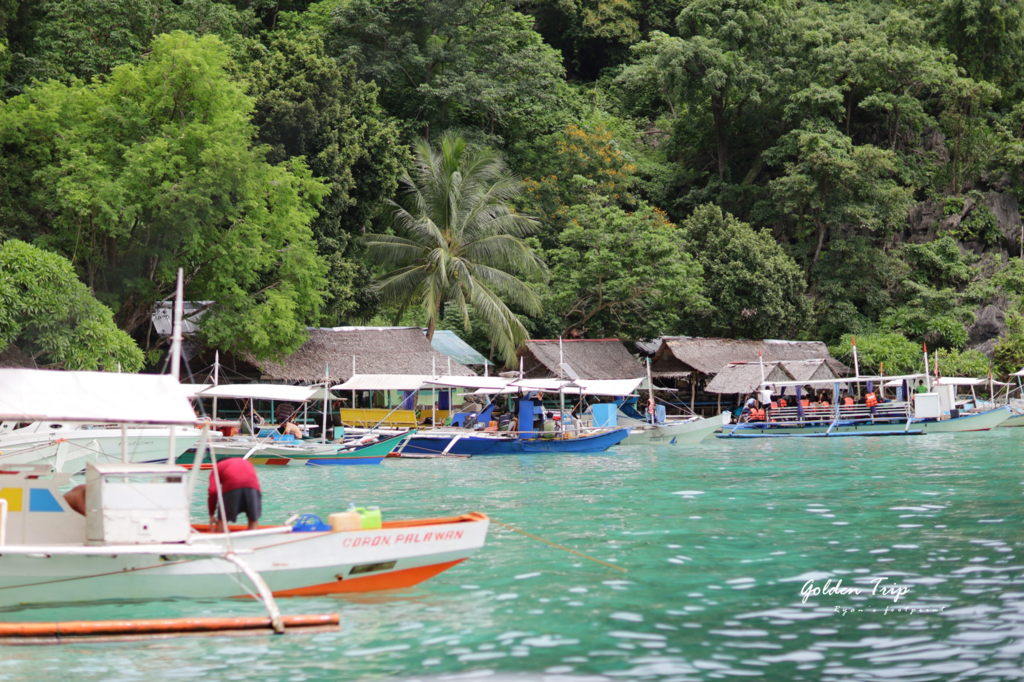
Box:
[401,428,631,455]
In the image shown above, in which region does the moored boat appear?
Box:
[0,421,203,472]
[718,374,1011,438]
[0,367,489,612]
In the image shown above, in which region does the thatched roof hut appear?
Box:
[705,362,795,395]
[517,339,644,380]
[651,337,848,379]
[252,327,475,384]
[779,359,838,383]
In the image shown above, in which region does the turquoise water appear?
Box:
[4,431,1024,681]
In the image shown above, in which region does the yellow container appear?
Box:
[355,506,382,530]
[328,511,362,532]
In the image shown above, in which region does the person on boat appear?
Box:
[275,403,303,439]
[209,458,261,532]
[64,484,86,515]
[742,393,757,420]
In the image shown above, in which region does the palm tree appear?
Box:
[364,132,547,364]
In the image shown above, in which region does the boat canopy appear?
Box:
[935,377,1009,386]
[332,374,434,392]
[423,376,512,390]
[198,384,323,402]
[760,374,925,390]
[179,383,212,398]
[471,377,646,397]
[1013,367,1024,377]
[0,369,199,425]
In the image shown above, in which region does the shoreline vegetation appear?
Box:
[3,1,1024,377]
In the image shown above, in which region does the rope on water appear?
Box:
[491,518,626,573]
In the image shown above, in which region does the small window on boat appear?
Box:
[48,424,63,430]
[349,561,397,575]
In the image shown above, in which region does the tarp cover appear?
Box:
[0,369,198,424]
[198,384,321,402]
[332,374,433,391]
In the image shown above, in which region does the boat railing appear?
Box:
[745,402,913,426]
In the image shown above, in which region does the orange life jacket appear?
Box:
[750,408,766,421]
[800,399,810,408]
[843,397,855,406]
[865,392,878,408]
[820,400,830,407]
[770,401,779,409]
[778,398,788,408]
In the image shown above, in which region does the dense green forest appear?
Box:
[4,0,1024,376]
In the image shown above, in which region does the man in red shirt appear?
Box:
[209,458,262,532]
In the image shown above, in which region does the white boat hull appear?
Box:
[617,412,729,444]
[718,407,1011,438]
[0,515,489,606]
[0,426,202,472]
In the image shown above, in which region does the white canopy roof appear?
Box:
[761,374,925,389]
[424,376,512,390]
[332,374,433,392]
[198,383,322,402]
[935,377,1008,387]
[471,377,645,397]
[180,383,212,398]
[0,369,199,425]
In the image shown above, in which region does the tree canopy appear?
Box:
[5,0,1024,373]
[0,239,143,370]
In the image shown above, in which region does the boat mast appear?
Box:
[212,351,219,423]
[167,268,184,464]
[432,356,437,427]
[923,343,931,390]
[559,337,566,434]
[322,363,329,444]
[647,357,654,425]
[852,335,860,378]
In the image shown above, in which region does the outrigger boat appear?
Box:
[718,373,1011,438]
[381,375,634,456]
[0,421,202,472]
[0,277,487,631]
[185,382,397,466]
[0,369,488,613]
[612,398,730,444]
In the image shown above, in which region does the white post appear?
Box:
[212,351,220,423]
[186,422,210,504]
[352,355,356,409]
[647,357,655,425]
[121,424,129,463]
[166,269,184,463]
[432,356,437,427]
[559,337,566,433]
[923,345,932,390]
[0,498,6,546]
[852,335,860,378]
[519,356,524,381]
[169,268,184,381]
[322,364,330,444]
